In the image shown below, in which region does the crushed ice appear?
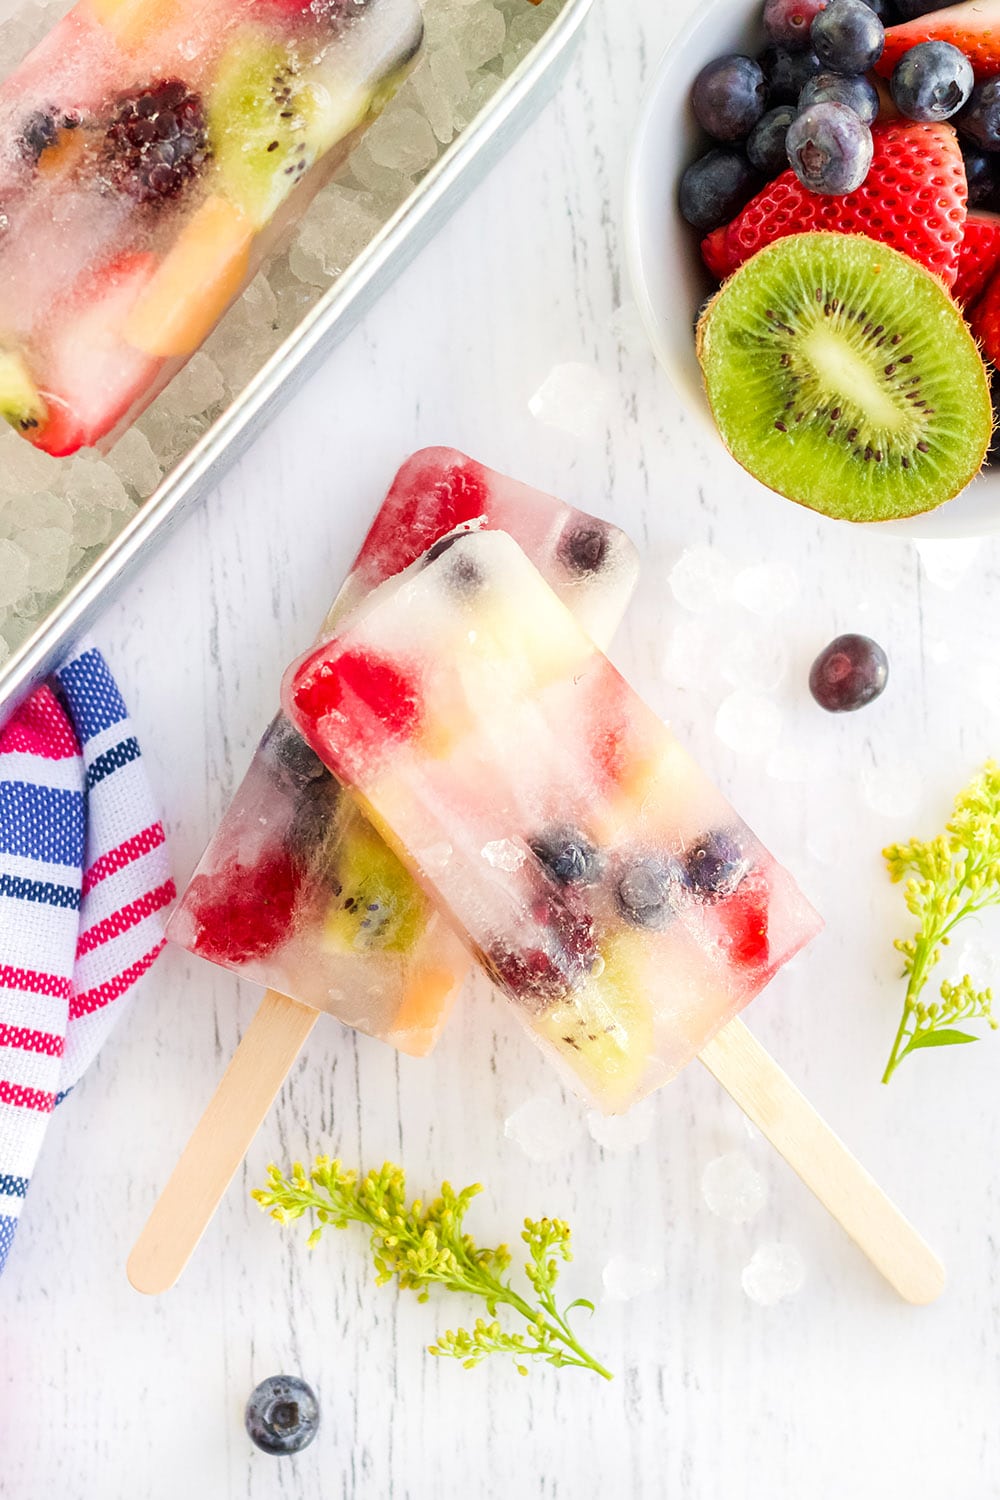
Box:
[503,1095,586,1164]
[701,1150,767,1224]
[741,1242,806,1306]
[587,1097,655,1153]
[602,1254,664,1302]
[528,363,615,440]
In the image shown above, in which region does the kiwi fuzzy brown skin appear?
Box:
[695,232,994,523]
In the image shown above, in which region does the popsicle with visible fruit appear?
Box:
[0,0,424,455]
[282,529,945,1303]
[129,451,639,1295]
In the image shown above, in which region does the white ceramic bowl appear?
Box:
[624,2,1000,539]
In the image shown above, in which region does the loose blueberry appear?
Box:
[809,633,889,711]
[747,104,798,174]
[616,856,686,930]
[530,826,603,886]
[786,102,873,193]
[958,80,1000,152]
[245,1376,320,1456]
[764,0,828,52]
[679,148,758,231]
[691,55,768,141]
[811,0,884,74]
[963,150,998,207]
[559,522,610,576]
[799,70,880,124]
[891,41,973,121]
[858,0,898,19]
[683,831,749,900]
[761,45,824,103]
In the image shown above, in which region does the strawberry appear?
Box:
[701,121,967,287]
[719,883,770,970]
[356,450,491,581]
[186,848,305,965]
[954,209,1000,306]
[969,269,1000,365]
[878,0,1000,81]
[292,649,422,743]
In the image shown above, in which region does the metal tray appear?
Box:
[0,0,594,715]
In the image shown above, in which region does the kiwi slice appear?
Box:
[0,348,46,436]
[696,232,992,523]
[322,808,427,954]
[534,935,654,1113]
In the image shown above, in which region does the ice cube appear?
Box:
[915,538,981,590]
[732,562,799,616]
[0,430,63,493]
[366,106,439,175]
[715,692,783,756]
[482,839,526,872]
[741,1242,806,1305]
[0,538,30,608]
[452,70,501,134]
[528,363,614,441]
[720,626,789,693]
[701,1150,767,1224]
[602,1254,664,1302]
[587,1098,655,1153]
[451,0,506,69]
[288,185,384,286]
[668,546,734,614]
[504,1094,585,1164]
[204,272,280,387]
[157,352,227,422]
[65,457,131,514]
[109,428,163,499]
[19,526,72,594]
[861,758,922,819]
[3,490,72,533]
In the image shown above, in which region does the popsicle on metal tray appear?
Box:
[167,448,641,1057]
[0,0,423,456]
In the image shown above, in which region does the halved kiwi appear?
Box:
[696,232,993,523]
[0,348,47,436]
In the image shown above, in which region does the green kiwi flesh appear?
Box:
[0,348,46,435]
[696,233,993,523]
[321,807,427,955]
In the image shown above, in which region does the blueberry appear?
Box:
[964,150,998,207]
[786,102,873,193]
[811,0,884,74]
[891,42,973,121]
[245,1376,320,1456]
[799,70,880,125]
[683,831,748,900]
[809,633,889,711]
[530,826,602,886]
[763,0,827,52]
[747,104,798,174]
[893,0,947,15]
[423,531,467,564]
[761,46,823,103]
[679,149,758,231]
[559,522,610,576]
[423,533,483,591]
[616,856,686,930]
[958,80,1000,152]
[691,55,768,141]
[858,0,898,19]
[261,715,332,793]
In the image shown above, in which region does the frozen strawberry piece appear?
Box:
[355,451,492,580]
[292,649,422,744]
[186,849,305,964]
[879,0,1000,81]
[955,210,1000,306]
[969,269,1000,364]
[717,880,771,970]
[701,121,968,288]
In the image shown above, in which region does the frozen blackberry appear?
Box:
[559,522,610,576]
[103,78,208,206]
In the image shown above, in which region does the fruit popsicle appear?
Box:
[282,529,823,1113]
[0,0,423,456]
[167,449,640,1057]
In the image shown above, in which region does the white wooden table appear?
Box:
[5,1,1000,1495]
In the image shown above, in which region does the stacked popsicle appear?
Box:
[0,0,423,455]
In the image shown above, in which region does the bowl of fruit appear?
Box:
[625,0,1000,536]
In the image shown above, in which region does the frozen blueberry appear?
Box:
[958,80,1000,152]
[683,831,748,900]
[530,826,602,886]
[786,102,873,193]
[761,45,824,103]
[747,104,798,174]
[809,633,889,711]
[679,149,758,231]
[422,533,484,591]
[891,41,973,121]
[799,70,880,125]
[245,1376,320,1456]
[559,522,610,576]
[964,150,998,207]
[616,856,686,930]
[691,55,768,141]
[763,0,827,52]
[261,716,332,793]
[423,531,466,564]
[811,0,884,74]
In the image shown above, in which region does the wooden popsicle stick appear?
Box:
[127,989,319,1296]
[698,1017,945,1305]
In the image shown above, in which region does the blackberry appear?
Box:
[103,78,208,206]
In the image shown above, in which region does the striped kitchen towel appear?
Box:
[0,642,174,1277]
